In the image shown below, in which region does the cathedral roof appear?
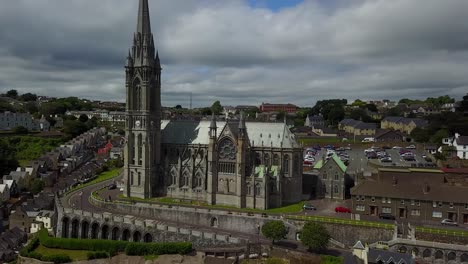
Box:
[161,120,300,148]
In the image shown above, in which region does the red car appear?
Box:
[335,206,351,213]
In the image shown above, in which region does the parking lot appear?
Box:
[304,145,435,176]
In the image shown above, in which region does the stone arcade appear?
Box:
[123,0,303,209]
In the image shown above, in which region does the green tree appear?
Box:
[410,127,430,143]
[351,99,366,107]
[20,93,38,102]
[327,107,345,126]
[211,100,223,115]
[6,89,18,98]
[261,220,287,243]
[79,114,89,123]
[12,126,29,134]
[387,107,403,117]
[175,105,182,109]
[430,129,448,144]
[201,107,212,116]
[25,102,39,114]
[63,120,88,137]
[276,111,286,121]
[365,103,378,112]
[31,178,45,194]
[300,222,330,252]
[0,139,19,176]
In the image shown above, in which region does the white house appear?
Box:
[0,184,10,202]
[442,133,468,159]
[30,210,55,234]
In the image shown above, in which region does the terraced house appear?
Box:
[380,116,428,135]
[351,168,468,225]
[338,119,378,136]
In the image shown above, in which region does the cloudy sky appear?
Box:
[1,0,468,108]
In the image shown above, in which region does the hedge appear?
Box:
[38,229,192,256]
[20,237,40,257]
[40,254,72,264]
[87,251,109,260]
[125,242,192,256]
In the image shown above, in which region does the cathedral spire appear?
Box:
[137,0,151,35]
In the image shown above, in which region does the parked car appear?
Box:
[380,157,392,163]
[441,219,458,226]
[392,146,402,149]
[344,146,352,150]
[335,206,351,213]
[379,213,396,220]
[382,146,391,149]
[108,183,117,190]
[303,204,316,210]
[406,145,416,149]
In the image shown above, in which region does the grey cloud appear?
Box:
[0,0,468,107]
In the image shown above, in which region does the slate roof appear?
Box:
[368,249,415,264]
[375,129,403,139]
[456,136,468,145]
[340,119,377,130]
[383,116,428,127]
[161,120,300,148]
[351,170,468,203]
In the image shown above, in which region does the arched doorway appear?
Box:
[101,225,109,240]
[133,231,141,242]
[122,229,130,241]
[81,221,89,239]
[447,252,456,262]
[144,233,152,243]
[91,223,99,239]
[111,227,120,240]
[411,248,419,257]
[461,253,468,263]
[398,246,407,253]
[210,217,218,227]
[435,250,444,260]
[71,219,80,238]
[423,249,431,259]
[62,217,70,238]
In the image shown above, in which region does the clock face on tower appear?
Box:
[218,139,236,160]
[135,120,141,128]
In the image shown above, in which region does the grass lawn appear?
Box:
[298,137,342,145]
[144,255,159,260]
[67,167,122,194]
[117,194,306,214]
[287,215,394,230]
[34,244,90,261]
[416,226,468,237]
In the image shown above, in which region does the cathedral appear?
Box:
[123,0,303,209]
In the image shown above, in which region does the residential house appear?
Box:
[0,227,27,262]
[1,179,18,197]
[380,116,428,135]
[374,130,404,143]
[110,147,123,159]
[351,168,468,224]
[30,210,55,234]
[0,184,10,202]
[5,170,29,191]
[313,154,352,200]
[442,133,468,159]
[9,206,34,233]
[305,114,325,127]
[260,103,298,113]
[353,241,415,264]
[312,125,338,137]
[339,119,377,136]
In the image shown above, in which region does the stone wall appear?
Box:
[416,232,468,245]
[17,256,53,264]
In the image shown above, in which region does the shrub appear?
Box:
[261,220,287,243]
[41,254,72,264]
[26,251,43,260]
[38,229,192,256]
[20,237,40,256]
[87,251,109,260]
[125,242,192,255]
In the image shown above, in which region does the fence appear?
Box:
[286,215,394,230]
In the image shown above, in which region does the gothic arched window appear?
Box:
[194,172,203,188]
[170,171,177,186]
[247,183,252,195]
[182,172,189,187]
[283,155,290,174]
[264,153,270,166]
[334,184,339,194]
[273,154,279,165]
[255,183,262,196]
[133,79,142,110]
[137,134,143,165]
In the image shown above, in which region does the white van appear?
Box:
[361,137,375,143]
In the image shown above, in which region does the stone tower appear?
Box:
[123,0,161,199]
